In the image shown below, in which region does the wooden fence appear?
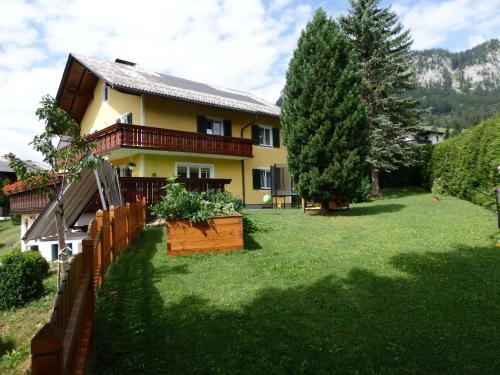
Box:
[30,198,146,375]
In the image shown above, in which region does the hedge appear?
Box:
[428,116,500,208]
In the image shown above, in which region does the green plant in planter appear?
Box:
[151,176,240,223]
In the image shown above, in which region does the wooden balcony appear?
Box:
[6,177,232,214]
[87,123,254,158]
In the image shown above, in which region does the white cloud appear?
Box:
[393,0,500,50]
[0,0,312,161]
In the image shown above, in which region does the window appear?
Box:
[260,169,271,189]
[197,116,232,136]
[102,84,110,102]
[118,166,132,177]
[259,126,273,147]
[251,124,279,148]
[117,112,132,124]
[206,119,224,136]
[176,163,213,178]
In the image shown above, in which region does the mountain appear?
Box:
[412,39,500,130]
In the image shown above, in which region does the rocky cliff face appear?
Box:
[413,39,500,92]
[412,39,500,129]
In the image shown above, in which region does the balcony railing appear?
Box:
[6,177,232,214]
[87,123,255,158]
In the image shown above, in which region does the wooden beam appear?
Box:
[63,86,93,99]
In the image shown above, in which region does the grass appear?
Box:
[93,188,499,374]
[0,270,57,374]
[0,220,20,258]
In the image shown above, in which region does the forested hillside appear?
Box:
[412,39,500,131]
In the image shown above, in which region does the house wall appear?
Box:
[143,154,243,197]
[79,79,288,206]
[80,80,141,136]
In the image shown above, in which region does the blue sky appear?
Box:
[1,0,500,161]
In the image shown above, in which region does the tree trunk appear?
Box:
[371,168,381,197]
[320,200,329,215]
[55,204,68,286]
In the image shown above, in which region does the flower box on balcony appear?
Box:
[166,214,243,256]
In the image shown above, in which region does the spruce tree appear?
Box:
[340,0,421,196]
[282,9,369,213]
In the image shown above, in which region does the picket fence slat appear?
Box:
[31,198,146,375]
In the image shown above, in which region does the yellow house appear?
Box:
[56,54,291,207]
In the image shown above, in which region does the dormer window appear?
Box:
[102,84,110,102]
[117,112,132,124]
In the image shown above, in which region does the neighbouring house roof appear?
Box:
[56,53,281,124]
[0,160,14,174]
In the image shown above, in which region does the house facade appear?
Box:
[58,54,287,207]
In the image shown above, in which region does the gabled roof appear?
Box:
[56,53,280,123]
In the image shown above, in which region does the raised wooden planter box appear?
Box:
[166,214,243,256]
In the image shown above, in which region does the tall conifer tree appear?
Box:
[282,9,369,212]
[340,0,421,196]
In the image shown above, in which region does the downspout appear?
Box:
[240,115,258,207]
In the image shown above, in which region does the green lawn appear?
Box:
[93,188,499,374]
[0,272,57,374]
[0,220,20,258]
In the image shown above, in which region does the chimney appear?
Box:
[115,58,136,67]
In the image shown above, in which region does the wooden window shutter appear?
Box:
[251,124,260,143]
[197,116,207,133]
[252,169,261,190]
[272,128,280,148]
[223,120,232,137]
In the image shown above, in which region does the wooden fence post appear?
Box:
[125,202,131,245]
[142,197,147,228]
[31,323,64,375]
[95,210,104,288]
[81,238,96,356]
[109,205,115,262]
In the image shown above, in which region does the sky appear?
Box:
[1,0,500,162]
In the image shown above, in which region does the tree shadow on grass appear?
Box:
[92,228,500,374]
[160,244,500,374]
[342,203,406,217]
[91,227,168,374]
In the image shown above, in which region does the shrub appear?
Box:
[352,176,372,203]
[10,214,21,226]
[0,251,50,309]
[427,116,500,208]
[151,176,240,223]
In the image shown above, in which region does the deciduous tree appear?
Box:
[6,95,97,285]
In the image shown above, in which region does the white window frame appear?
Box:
[206,117,224,136]
[118,112,132,124]
[259,168,271,190]
[118,165,132,177]
[258,124,273,147]
[175,162,214,178]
